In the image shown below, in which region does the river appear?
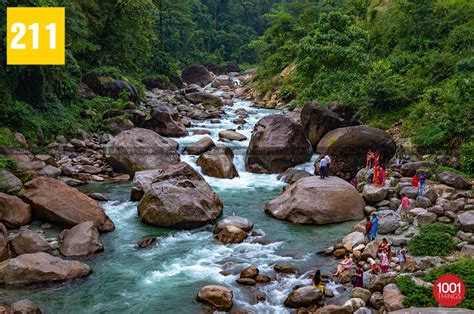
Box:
[2,91,356,313]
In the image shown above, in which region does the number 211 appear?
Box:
[11,23,57,49]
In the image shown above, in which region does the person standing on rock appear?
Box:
[370,214,379,240]
[401,194,410,221]
[368,167,374,184]
[334,253,353,276]
[319,157,328,179]
[365,216,373,242]
[366,149,374,168]
[373,166,380,186]
[378,238,392,262]
[395,144,405,165]
[353,264,364,288]
[412,174,419,188]
[397,243,407,272]
[418,171,426,196]
[313,269,325,294]
[379,167,386,186]
[324,155,331,178]
[380,251,389,273]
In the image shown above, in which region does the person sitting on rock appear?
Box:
[352,264,364,288]
[313,269,325,294]
[334,253,353,276]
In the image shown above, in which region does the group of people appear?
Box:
[319,155,331,179]
[366,150,387,187]
[365,214,379,242]
[412,171,427,196]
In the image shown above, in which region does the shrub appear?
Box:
[408,223,458,256]
[460,140,474,177]
[396,276,437,308]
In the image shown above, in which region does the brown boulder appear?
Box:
[10,299,42,314]
[196,285,233,312]
[59,221,104,257]
[0,223,10,262]
[181,64,212,87]
[218,130,247,142]
[0,169,22,194]
[437,172,471,190]
[197,146,239,179]
[105,128,180,176]
[301,102,345,149]
[184,137,215,155]
[284,286,323,308]
[383,283,405,312]
[143,105,188,138]
[138,162,223,229]
[21,177,115,232]
[185,92,223,106]
[0,252,91,286]
[400,161,436,177]
[240,266,259,279]
[213,216,253,234]
[265,176,365,224]
[316,304,351,314]
[246,115,313,174]
[277,168,312,185]
[316,126,396,179]
[130,169,162,202]
[216,225,247,244]
[10,229,52,255]
[0,193,32,228]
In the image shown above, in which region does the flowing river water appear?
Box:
[2,91,357,313]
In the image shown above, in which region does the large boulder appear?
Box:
[455,211,474,232]
[105,128,180,176]
[351,288,372,303]
[142,76,175,90]
[196,285,233,312]
[383,283,405,312]
[21,177,115,232]
[265,176,365,225]
[400,161,436,177]
[181,64,212,87]
[184,92,223,106]
[212,75,233,88]
[219,130,247,142]
[284,286,323,308]
[138,162,223,229]
[316,126,396,179]
[83,75,139,102]
[216,225,247,244]
[130,169,162,202]
[300,102,345,149]
[277,168,312,185]
[363,185,389,203]
[0,252,91,286]
[184,137,215,155]
[436,172,471,190]
[10,229,52,255]
[59,221,104,257]
[246,115,313,174]
[197,146,239,179]
[361,240,381,260]
[378,215,401,234]
[0,223,10,262]
[0,193,32,228]
[342,232,367,247]
[143,105,188,138]
[0,169,22,194]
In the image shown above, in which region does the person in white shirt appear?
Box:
[319,158,328,179]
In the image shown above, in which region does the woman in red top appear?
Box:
[412,174,419,187]
[365,216,373,241]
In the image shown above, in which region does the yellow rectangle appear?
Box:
[7,7,65,65]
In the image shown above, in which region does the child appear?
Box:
[397,244,407,273]
[401,194,410,221]
[368,257,378,273]
[353,264,363,288]
[380,252,389,273]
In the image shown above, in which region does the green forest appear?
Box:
[0,0,473,174]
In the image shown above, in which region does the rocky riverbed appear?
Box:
[0,66,472,313]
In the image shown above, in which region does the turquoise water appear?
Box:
[2,97,357,313]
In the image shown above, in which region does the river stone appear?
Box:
[378,216,401,234]
[10,299,42,314]
[284,286,322,308]
[350,288,371,303]
[213,216,253,234]
[0,169,22,194]
[185,92,223,106]
[256,275,271,284]
[197,146,239,179]
[196,285,233,312]
[400,186,419,199]
[417,212,437,225]
[212,75,233,88]
[59,221,104,257]
[400,161,436,177]
[416,196,432,208]
[342,232,367,247]
[240,266,259,279]
[21,177,115,233]
[130,169,163,201]
[181,64,212,87]
[383,283,405,312]
[0,252,91,286]
[343,298,366,312]
[105,128,180,176]
[361,240,380,260]
[10,229,52,255]
[138,162,223,229]
[218,130,247,142]
[184,137,215,155]
[369,291,384,309]
[236,278,256,286]
[265,176,365,225]
[316,126,396,179]
[316,305,351,314]
[0,223,10,262]
[246,114,312,174]
[455,211,474,232]
[0,192,32,228]
[143,104,188,138]
[216,225,247,244]
[300,101,345,149]
[437,171,471,190]
[273,263,298,274]
[277,168,312,185]
[363,185,389,202]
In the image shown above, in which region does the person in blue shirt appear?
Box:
[418,171,426,196]
[370,213,379,240]
[319,157,328,179]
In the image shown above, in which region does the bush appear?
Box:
[396,276,437,308]
[408,223,458,256]
[460,140,474,177]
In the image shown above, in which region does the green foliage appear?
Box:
[396,276,437,308]
[0,129,19,147]
[460,141,474,176]
[398,259,474,310]
[408,223,458,256]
